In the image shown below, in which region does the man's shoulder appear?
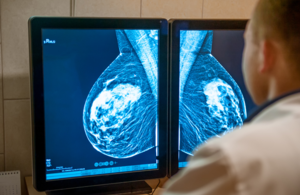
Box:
[197,115,300,191]
[206,115,300,159]
[204,92,300,155]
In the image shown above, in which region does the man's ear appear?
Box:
[259,40,276,73]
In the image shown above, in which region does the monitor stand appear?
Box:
[45,181,153,195]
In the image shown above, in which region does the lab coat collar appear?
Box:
[244,89,300,123]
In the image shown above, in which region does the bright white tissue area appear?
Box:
[90,84,141,133]
[203,78,241,131]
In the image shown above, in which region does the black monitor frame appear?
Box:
[168,19,248,177]
[29,17,168,192]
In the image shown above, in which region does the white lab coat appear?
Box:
[163,93,300,195]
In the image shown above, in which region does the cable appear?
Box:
[149,179,160,195]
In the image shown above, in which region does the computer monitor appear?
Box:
[169,19,257,176]
[29,17,168,192]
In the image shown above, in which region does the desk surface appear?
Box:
[25,177,165,195]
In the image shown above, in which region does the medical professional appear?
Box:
[163,0,300,194]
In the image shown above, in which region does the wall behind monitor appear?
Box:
[0,0,258,194]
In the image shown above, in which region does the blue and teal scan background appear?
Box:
[42,29,159,180]
[178,30,256,168]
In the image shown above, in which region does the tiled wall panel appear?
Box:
[1,0,70,100]
[75,0,140,17]
[203,0,258,19]
[142,0,203,19]
[4,100,31,195]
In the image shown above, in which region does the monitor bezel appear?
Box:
[29,17,168,191]
[169,19,248,177]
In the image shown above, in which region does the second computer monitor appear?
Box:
[169,19,256,176]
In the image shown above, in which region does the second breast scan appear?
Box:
[179,30,255,167]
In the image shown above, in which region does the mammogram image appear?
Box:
[179,30,247,156]
[83,30,158,158]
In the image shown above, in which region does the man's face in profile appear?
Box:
[242,21,266,105]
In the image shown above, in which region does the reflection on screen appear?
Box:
[43,29,159,180]
[178,30,248,168]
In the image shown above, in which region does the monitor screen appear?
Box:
[42,29,160,180]
[178,30,256,168]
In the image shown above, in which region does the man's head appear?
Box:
[242,0,300,105]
